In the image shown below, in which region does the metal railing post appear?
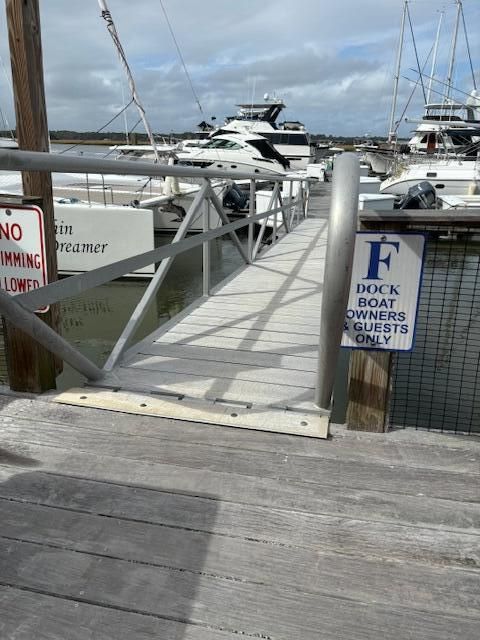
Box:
[273,189,278,242]
[203,198,210,296]
[315,153,359,409]
[288,181,294,228]
[85,173,91,205]
[297,183,302,224]
[248,179,255,261]
[252,184,279,261]
[304,182,310,217]
[101,174,107,206]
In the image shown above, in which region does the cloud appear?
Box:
[0,0,478,136]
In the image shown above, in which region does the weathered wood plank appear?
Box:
[2,396,479,474]
[10,419,480,500]
[1,460,478,533]
[1,479,479,570]
[0,587,237,640]
[1,422,479,502]
[1,539,478,640]
[347,350,393,432]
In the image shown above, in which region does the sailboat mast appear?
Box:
[444,0,462,103]
[388,0,407,143]
[97,0,162,163]
[427,10,444,105]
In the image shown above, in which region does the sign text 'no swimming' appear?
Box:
[0,204,48,312]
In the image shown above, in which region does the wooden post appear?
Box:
[345,216,397,432]
[346,351,393,432]
[5,0,61,391]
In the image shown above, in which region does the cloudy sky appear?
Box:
[0,0,479,137]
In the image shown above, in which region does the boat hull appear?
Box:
[381,162,479,196]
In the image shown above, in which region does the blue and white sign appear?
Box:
[342,232,426,351]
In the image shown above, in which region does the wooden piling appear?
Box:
[5,0,61,391]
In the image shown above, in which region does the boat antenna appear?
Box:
[460,1,477,91]
[158,0,204,115]
[388,0,408,143]
[97,0,163,164]
[406,2,427,104]
[427,9,444,104]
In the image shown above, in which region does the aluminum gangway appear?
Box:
[0,150,359,439]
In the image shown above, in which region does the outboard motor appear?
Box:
[396,181,436,209]
[223,182,249,211]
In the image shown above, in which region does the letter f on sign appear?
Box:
[364,241,400,280]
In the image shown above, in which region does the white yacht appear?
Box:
[176,132,289,176]
[212,96,314,169]
[381,157,480,196]
[365,92,480,175]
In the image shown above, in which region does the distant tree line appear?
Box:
[0,129,387,145]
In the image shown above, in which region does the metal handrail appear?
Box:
[0,161,311,381]
[14,187,305,311]
[0,149,306,183]
[315,153,359,409]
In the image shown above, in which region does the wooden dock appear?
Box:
[57,185,333,438]
[0,183,479,638]
[0,392,479,639]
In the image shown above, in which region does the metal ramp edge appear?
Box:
[53,386,330,439]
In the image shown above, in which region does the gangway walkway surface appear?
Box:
[58,189,332,438]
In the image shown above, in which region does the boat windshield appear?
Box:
[203,138,243,150]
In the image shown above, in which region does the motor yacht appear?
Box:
[211,96,313,170]
[176,132,289,176]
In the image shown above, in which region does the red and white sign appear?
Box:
[0,204,48,311]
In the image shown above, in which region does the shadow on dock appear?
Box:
[0,466,219,639]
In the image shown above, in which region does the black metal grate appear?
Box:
[390,227,480,434]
